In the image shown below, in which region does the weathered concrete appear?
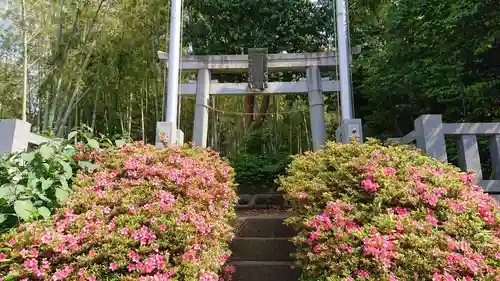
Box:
[443,122,500,135]
[414,114,448,163]
[307,65,326,151]
[157,48,365,151]
[229,261,301,281]
[0,119,32,154]
[176,79,340,96]
[235,213,295,238]
[458,135,483,179]
[231,237,295,261]
[489,135,500,180]
[387,114,500,196]
[157,46,362,73]
[192,69,210,147]
[340,118,363,144]
[155,121,184,147]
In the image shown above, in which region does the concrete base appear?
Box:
[155,121,184,147]
[340,119,363,144]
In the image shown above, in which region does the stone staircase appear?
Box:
[229,211,300,281]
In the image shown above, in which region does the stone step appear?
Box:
[235,213,295,238]
[231,237,295,261]
[230,261,301,281]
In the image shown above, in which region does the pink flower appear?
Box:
[425,214,438,226]
[224,265,236,274]
[109,262,117,271]
[361,178,379,192]
[313,244,321,252]
[383,167,396,177]
[200,271,217,281]
[308,231,320,243]
[297,192,308,200]
[53,265,72,280]
[128,205,136,215]
[442,272,455,281]
[432,273,443,281]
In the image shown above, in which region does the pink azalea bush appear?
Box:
[0,142,237,281]
[279,139,500,281]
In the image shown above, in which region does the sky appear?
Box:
[0,0,10,29]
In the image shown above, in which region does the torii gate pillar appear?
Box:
[307,66,326,151]
[192,69,211,147]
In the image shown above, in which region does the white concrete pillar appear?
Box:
[165,0,183,124]
[192,69,211,147]
[306,66,326,151]
[0,119,32,154]
[335,0,354,121]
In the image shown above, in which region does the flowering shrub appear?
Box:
[279,139,500,281]
[0,142,237,281]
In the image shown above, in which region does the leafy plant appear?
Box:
[0,140,101,230]
[0,125,112,230]
[0,142,237,281]
[67,124,130,149]
[279,139,500,281]
[230,152,291,193]
[229,128,292,193]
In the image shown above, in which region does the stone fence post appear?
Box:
[0,119,32,154]
[414,115,448,163]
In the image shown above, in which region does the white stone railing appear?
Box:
[0,119,53,154]
[386,115,500,201]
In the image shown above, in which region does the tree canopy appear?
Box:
[0,0,498,151]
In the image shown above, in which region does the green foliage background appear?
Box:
[1,0,499,190]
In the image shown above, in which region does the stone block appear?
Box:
[235,213,295,238]
[231,237,295,261]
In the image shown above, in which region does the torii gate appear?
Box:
[156,47,362,151]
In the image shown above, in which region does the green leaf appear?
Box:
[67,131,78,140]
[87,139,100,149]
[27,171,39,187]
[78,161,100,171]
[14,200,35,221]
[60,177,70,191]
[55,188,70,202]
[33,189,52,203]
[0,214,6,224]
[39,145,55,160]
[21,152,35,162]
[41,178,54,191]
[0,184,11,200]
[0,184,22,202]
[33,200,44,206]
[38,206,51,219]
[115,139,126,147]
[4,271,21,281]
[57,159,73,178]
